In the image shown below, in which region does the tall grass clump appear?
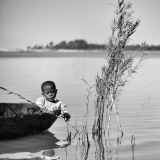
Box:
[92,0,146,138]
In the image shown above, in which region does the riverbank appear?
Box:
[0,50,160,58]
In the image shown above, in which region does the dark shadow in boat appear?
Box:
[0,131,69,155]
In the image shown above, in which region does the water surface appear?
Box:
[0,51,160,159]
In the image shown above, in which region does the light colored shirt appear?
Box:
[36,97,68,114]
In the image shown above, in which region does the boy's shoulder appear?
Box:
[37,97,45,100]
[36,97,45,101]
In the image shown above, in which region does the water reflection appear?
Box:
[93,135,105,160]
[0,131,70,160]
[131,135,135,160]
[91,131,123,160]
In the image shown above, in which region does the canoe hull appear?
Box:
[0,103,57,139]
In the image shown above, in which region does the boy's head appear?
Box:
[41,81,57,102]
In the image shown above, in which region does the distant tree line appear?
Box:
[27,39,160,51]
[125,44,160,51]
[27,40,105,50]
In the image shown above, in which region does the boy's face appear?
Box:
[42,85,57,102]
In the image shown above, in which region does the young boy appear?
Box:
[36,81,70,121]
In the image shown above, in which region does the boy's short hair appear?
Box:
[41,81,56,92]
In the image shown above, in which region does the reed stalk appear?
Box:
[92,0,146,138]
[131,94,150,144]
[78,79,94,160]
[0,87,35,105]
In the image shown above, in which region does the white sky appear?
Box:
[0,0,160,49]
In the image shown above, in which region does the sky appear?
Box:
[0,0,160,49]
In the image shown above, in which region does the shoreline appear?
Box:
[0,50,160,58]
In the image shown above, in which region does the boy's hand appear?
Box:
[63,112,71,122]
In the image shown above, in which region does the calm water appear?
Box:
[0,51,160,160]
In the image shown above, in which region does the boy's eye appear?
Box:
[45,90,57,95]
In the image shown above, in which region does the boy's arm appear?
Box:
[62,112,71,121]
[58,102,71,121]
[36,97,45,108]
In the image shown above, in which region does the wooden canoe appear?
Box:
[0,103,58,139]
